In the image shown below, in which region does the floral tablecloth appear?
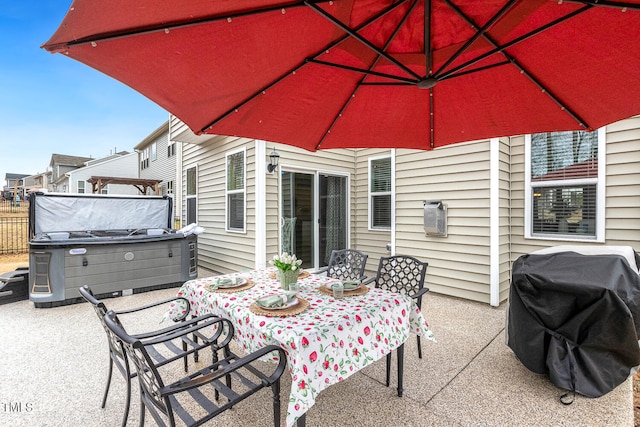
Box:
[165,268,436,427]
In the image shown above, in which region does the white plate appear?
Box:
[325,282,361,291]
[218,278,248,288]
[260,296,299,311]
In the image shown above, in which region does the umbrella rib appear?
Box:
[305,0,421,80]
[47,1,327,49]
[439,3,592,129]
[307,59,417,84]
[562,0,640,10]
[438,5,591,80]
[434,0,519,78]
[315,0,421,150]
[202,0,410,134]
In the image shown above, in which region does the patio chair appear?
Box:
[364,255,429,396]
[79,285,192,427]
[316,249,369,282]
[103,309,287,427]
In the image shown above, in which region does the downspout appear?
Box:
[490,138,500,306]
[255,140,267,269]
[390,148,396,255]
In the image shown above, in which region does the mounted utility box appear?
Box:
[424,200,447,237]
[28,192,198,308]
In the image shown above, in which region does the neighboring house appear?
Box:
[170,114,640,306]
[2,173,29,200]
[48,154,93,192]
[134,120,179,222]
[23,171,52,195]
[66,152,140,195]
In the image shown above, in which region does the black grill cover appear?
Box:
[507,251,640,397]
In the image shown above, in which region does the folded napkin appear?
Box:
[255,293,296,308]
[333,281,360,290]
[210,277,241,289]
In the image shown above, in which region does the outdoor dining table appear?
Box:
[164,267,436,427]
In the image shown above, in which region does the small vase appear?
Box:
[278,269,298,291]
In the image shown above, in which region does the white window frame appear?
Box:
[168,139,176,157]
[151,142,157,161]
[368,154,394,231]
[225,148,246,233]
[77,180,85,194]
[186,165,198,225]
[524,127,606,242]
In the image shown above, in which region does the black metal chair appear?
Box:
[364,255,429,397]
[79,285,192,427]
[104,310,287,427]
[317,249,369,282]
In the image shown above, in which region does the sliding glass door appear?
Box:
[281,170,348,270]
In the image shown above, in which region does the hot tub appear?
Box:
[28,192,198,307]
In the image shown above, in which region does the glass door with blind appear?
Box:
[281,170,348,270]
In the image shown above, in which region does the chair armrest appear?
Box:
[116,296,191,322]
[362,277,375,286]
[163,345,287,395]
[412,287,429,300]
[359,274,368,282]
[315,266,328,275]
[133,313,226,343]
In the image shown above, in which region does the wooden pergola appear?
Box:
[86,176,163,195]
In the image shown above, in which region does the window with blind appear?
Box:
[369,156,391,230]
[226,150,245,232]
[77,180,85,194]
[527,130,602,239]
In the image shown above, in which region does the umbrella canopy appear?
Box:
[43,0,640,151]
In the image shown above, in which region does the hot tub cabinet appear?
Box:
[28,192,198,307]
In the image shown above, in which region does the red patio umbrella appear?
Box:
[42,0,640,151]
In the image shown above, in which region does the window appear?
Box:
[77,180,85,194]
[101,185,108,195]
[141,147,149,169]
[186,166,197,225]
[151,142,157,161]
[369,156,392,230]
[168,140,176,157]
[526,129,604,240]
[166,180,174,195]
[226,149,245,232]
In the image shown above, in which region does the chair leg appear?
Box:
[122,375,131,427]
[101,357,114,408]
[397,343,404,397]
[385,352,392,387]
[272,379,281,427]
[417,335,422,359]
[138,396,145,427]
[183,340,188,372]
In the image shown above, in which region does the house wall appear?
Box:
[68,153,139,195]
[181,136,356,275]
[139,125,176,194]
[509,117,640,259]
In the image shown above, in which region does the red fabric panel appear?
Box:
[43,0,640,151]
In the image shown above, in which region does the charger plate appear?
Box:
[205,279,256,293]
[318,283,369,297]
[249,297,309,317]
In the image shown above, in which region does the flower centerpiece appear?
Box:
[269,252,302,290]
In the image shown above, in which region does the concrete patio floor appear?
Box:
[0,281,632,426]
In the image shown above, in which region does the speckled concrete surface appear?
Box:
[0,281,632,426]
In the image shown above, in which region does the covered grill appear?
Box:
[507,246,640,398]
[28,192,198,307]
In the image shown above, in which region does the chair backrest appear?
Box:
[372,255,428,298]
[326,249,369,281]
[103,310,172,420]
[79,285,127,364]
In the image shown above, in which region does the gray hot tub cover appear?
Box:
[507,249,640,398]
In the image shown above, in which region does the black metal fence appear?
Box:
[0,200,29,214]
[0,217,29,254]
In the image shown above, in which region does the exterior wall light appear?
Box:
[267,148,280,174]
